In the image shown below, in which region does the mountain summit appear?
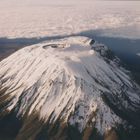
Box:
[0,36,140,140]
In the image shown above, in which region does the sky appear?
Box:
[0,0,139,39]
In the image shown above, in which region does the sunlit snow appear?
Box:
[0,36,140,134]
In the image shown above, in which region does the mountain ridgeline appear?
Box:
[0,36,140,140]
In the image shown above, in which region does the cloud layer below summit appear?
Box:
[0,0,140,39]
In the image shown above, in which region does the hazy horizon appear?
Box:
[0,0,139,39]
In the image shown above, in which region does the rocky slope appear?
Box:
[0,36,140,140]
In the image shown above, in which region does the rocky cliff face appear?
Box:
[0,36,140,140]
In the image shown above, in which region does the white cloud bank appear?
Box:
[0,0,140,39]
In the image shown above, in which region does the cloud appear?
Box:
[137,53,140,57]
[0,0,139,39]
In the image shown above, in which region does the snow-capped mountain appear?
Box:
[0,36,140,140]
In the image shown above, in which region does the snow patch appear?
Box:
[0,36,140,134]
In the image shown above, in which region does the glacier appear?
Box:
[0,36,140,140]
